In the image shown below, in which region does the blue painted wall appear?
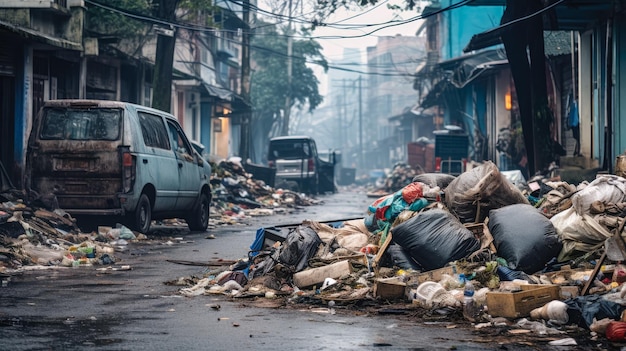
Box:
[440,1,504,60]
[200,101,212,151]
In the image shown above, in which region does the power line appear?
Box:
[312,0,474,40]
[83,0,465,78]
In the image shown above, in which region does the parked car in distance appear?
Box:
[25,100,212,234]
[267,135,336,194]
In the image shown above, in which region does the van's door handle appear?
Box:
[143,159,148,164]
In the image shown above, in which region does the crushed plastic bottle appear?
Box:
[462,280,478,322]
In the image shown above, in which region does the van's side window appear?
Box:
[138,112,170,150]
[167,121,194,162]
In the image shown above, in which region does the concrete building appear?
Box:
[0,0,250,187]
[365,34,426,170]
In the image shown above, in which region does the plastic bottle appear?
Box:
[462,280,478,322]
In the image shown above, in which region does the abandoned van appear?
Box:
[25,100,212,234]
[267,136,336,194]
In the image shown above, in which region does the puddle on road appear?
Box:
[0,316,132,349]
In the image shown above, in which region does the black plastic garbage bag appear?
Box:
[381,243,423,271]
[392,209,480,271]
[278,225,322,273]
[249,225,322,279]
[488,204,562,274]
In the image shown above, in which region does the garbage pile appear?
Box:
[0,189,134,272]
[366,163,420,197]
[0,156,321,274]
[174,161,626,345]
[209,158,321,225]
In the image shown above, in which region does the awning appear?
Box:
[464,0,615,52]
[0,19,82,51]
[439,48,508,88]
[415,48,508,109]
[203,83,234,101]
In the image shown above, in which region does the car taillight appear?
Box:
[307,158,315,172]
[122,152,133,167]
[121,151,136,193]
[435,157,441,172]
[268,160,275,168]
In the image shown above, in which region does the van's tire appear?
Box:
[187,193,210,232]
[129,194,152,234]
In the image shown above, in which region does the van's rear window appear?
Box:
[269,141,311,160]
[40,108,121,141]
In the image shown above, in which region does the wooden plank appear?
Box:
[581,251,605,296]
[371,232,393,277]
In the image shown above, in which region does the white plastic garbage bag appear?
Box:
[571,175,626,215]
[550,207,612,262]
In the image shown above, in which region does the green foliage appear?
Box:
[179,0,212,11]
[250,24,328,137]
[312,0,418,27]
[86,0,152,38]
[178,0,217,27]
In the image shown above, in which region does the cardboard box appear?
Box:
[374,278,406,300]
[486,285,560,318]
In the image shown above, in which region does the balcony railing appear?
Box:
[2,0,67,9]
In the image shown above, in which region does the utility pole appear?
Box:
[238,0,251,160]
[151,0,180,113]
[281,0,293,136]
[358,75,363,171]
[340,78,345,150]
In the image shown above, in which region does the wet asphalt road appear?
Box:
[0,188,600,350]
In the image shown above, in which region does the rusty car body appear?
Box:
[25,100,212,233]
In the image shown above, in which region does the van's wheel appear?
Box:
[187,193,210,232]
[130,193,152,234]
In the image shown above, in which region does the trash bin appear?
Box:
[244,162,276,188]
[338,167,356,185]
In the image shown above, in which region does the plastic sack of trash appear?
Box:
[565,294,625,329]
[391,208,480,271]
[550,207,612,262]
[445,161,528,223]
[488,204,562,274]
[412,173,456,190]
[571,175,626,215]
[278,225,322,273]
[381,243,423,271]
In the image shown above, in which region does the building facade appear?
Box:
[0,0,249,187]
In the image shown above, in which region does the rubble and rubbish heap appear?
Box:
[170,161,626,346]
[0,157,319,274]
[209,158,321,225]
[366,163,419,197]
